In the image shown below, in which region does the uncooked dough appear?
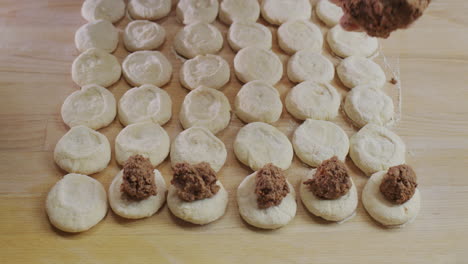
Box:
[228,22,272,52]
[327,25,379,58]
[219,0,260,25]
[261,0,311,25]
[128,0,171,20]
[176,0,219,24]
[75,19,118,53]
[316,0,344,27]
[287,50,334,83]
[174,22,223,59]
[278,19,323,54]
[180,54,230,91]
[337,56,386,89]
[122,51,172,87]
[81,0,125,23]
[71,48,121,87]
[123,20,166,52]
[234,47,283,85]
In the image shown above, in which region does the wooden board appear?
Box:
[1,0,467,263]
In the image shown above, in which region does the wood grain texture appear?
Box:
[0,0,467,263]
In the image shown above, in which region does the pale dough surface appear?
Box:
[81,0,125,23]
[228,22,272,52]
[337,56,386,89]
[180,54,230,90]
[316,0,344,27]
[174,22,223,59]
[278,19,323,55]
[261,0,311,25]
[287,50,334,83]
[71,48,121,87]
[75,19,118,53]
[122,51,172,87]
[176,0,219,25]
[219,0,260,25]
[123,20,166,52]
[327,25,379,58]
[128,0,171,20]
[234,47,283,85]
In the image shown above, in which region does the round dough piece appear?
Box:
[363,170,420,226]
[109,169,167,219]
[300,169,357,222]
[115,122,170,166]
[61,84,116,130]
[123,20,166,52]
[234,47,283,85]
[285,81,341,121]
[316,0,344,27]
[234,122,293,171]
[337,56,386,89]
[118,84,172,126]
[174,22,223,59]
[234,80,282,124]
[228,22,272,52]
[176,0,219,25]
[349,124,406,176]
[180,55,230,91]
[237,172,296,229]
[81,0,125,23]
[278,19,323,55]
[179,87,231,134]
[344,86,395,127]
[293,119,349,167]
[71,48,121,87]
[327,25,379,58]
[167,181,228,225]
[54,126,111,175]
[75,20,118,53]
[287,50,334,83]
[219,0,260,25]
[128,0,171,20]
[46,173,107,233]
[170,127,227,172]
[261,0,311,26]
[122,51,172,87]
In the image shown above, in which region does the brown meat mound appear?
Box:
[380,164,417,204]
[171,162,220,202]
[304,157,351,200]
[121,155,157,200]
[255,164,290,209]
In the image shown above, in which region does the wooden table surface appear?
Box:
[1,1,467,263]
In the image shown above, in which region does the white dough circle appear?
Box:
[176,0,219,25]
[234,47,283,85]
[75,20,118,53]
[293,119,349,167]
[170,127,227,172]
[167,181,228,225]
[278,19,323,54]
[174,22,223,59]
[109,169,167,219]
[316,0,344,27]
[128,0,171,20]
[81,0,125,23]
[123,20,166,52]
[219,0,260,25]
[237,172,296,229]
[285,81,341,121]
[46,173,107,233]
[122,51,172,87]
[72,48,121,87]
[261,0,311,26]
[337,56,386,89]
[179,86,231,134]
[234,122,293,171]
[234,80,282,124]
[228,22,272,52]
[327,25,379,58]
[349,124,406,176]
[61,84,116,130]
[118,84,172,126]
[287,50,334,83]
[115,122,170,166]
[180,55,230,91]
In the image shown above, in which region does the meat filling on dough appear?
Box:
[380,164,417,204]
[255,164,290,209]
[171,162,220,202]
[121,155,157,200]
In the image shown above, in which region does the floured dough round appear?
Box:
[278,19,323,54]
[179,86,231,134]
[61,84,116,130]
[174,22,223,59]
[180,54,230,91]
[81,0,125,23]
[167,181,228,225]
[327,25,379,58]
[109,169,167,219]
[237,172,296,229]
[122,51,172,87]
[337,56,386,89]
[261,0,311,25]
[228,22,272,52]
[349,124,406,176]
[72,48,121,87]
[128,0,171,20]
[118,84,172,126]
[115,122,170,166]
[300,169,357,222]
[363,170,420,226]
[293,119,349,167]
[234,122,293,171]
[219,0,260,25]
[344,86,395,127]
[123,20,166,52]
[316,0,344,27]
[285,81,341,120]
[170,127,227,172]
[234,47,283,85]
[287,50,334,83]
[176,0,219,25]
[46,173,107,233]
[234,80,282,124]
[75,20,118,53]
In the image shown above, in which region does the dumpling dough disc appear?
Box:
[71,48,121,87]
[123,20,166,52]
[180,55,230,91]
[174,22,223,59]
[337,56,386,89]
[122,51,172,87]
[128,0,171,20]
[234,47,283,85]
[287,50,334,83]
[75,19,118,53]
[219,0,260,25]
[327,25,379,58]
[261,0,311,25]
[81,0,125,23]
[278,19,323,55]
[316,0,344,27]
[228,22,272,52]
[176,0,219,24]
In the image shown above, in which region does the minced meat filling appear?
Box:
[121,155,157,200]
[171,162,220,202]
[255,164,290,209]
[380,164,417,204]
